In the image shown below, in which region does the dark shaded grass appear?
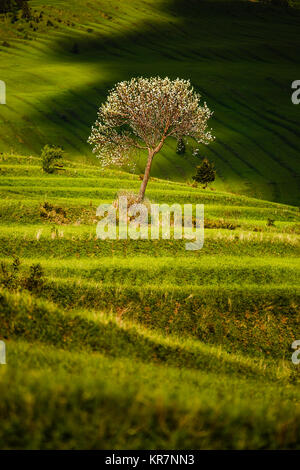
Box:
[0,340,299,449]
[38,279,300,359]
[1,0,300,203]
[0,288,287,381]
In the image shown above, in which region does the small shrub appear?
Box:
[21,1,32,19]
[192,158,216,189]
[71,42,79,54]
[0,257,20,290]
[41,144,64,174]
[204,218,239,230]
[23,263,44,292]
[0,257,44,293]
[176,138,185,155]
[270,0,290,7]
[40,202,68,224]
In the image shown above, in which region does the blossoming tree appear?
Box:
[88,77,214,202]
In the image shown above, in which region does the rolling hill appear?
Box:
[0,0,300,450]
[0,152,299,449]
[0,0,300,204]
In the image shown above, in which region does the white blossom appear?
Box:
[88,76,214,168]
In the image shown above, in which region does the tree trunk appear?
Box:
[137,149,154,202]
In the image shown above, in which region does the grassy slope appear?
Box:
[0,0,300,205]
[0,154,299,449]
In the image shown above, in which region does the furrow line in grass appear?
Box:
[1,254,298,287]
[215,114,295,183]
[207,111,297,195]
[0,288,296,382]
[0,232,298,258]
[21,278,299,359]
[230,94,300,171]
[200,87,299,178]
[11,95,86,153]
[234,90,300,142]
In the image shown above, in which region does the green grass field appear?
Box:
[0,153,299,449]
[0,0,300,204]
[0,0,300,450]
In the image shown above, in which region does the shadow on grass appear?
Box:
[6,0,300,202]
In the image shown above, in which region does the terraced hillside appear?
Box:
[0,153,299,449]
[0,0,300,204]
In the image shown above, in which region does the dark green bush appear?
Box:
[39,201,68,224]
[0,0,26,14]
[267,218,275,227]
[0,257,20,290]
[71,42,79,54]
[176,138,185,155]
[0,257,44,293]
[23,263,44,292]
[192,158,216,189]
[41,144,64,174]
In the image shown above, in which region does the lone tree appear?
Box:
[88,77,214,202]
[192,158,216,188]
